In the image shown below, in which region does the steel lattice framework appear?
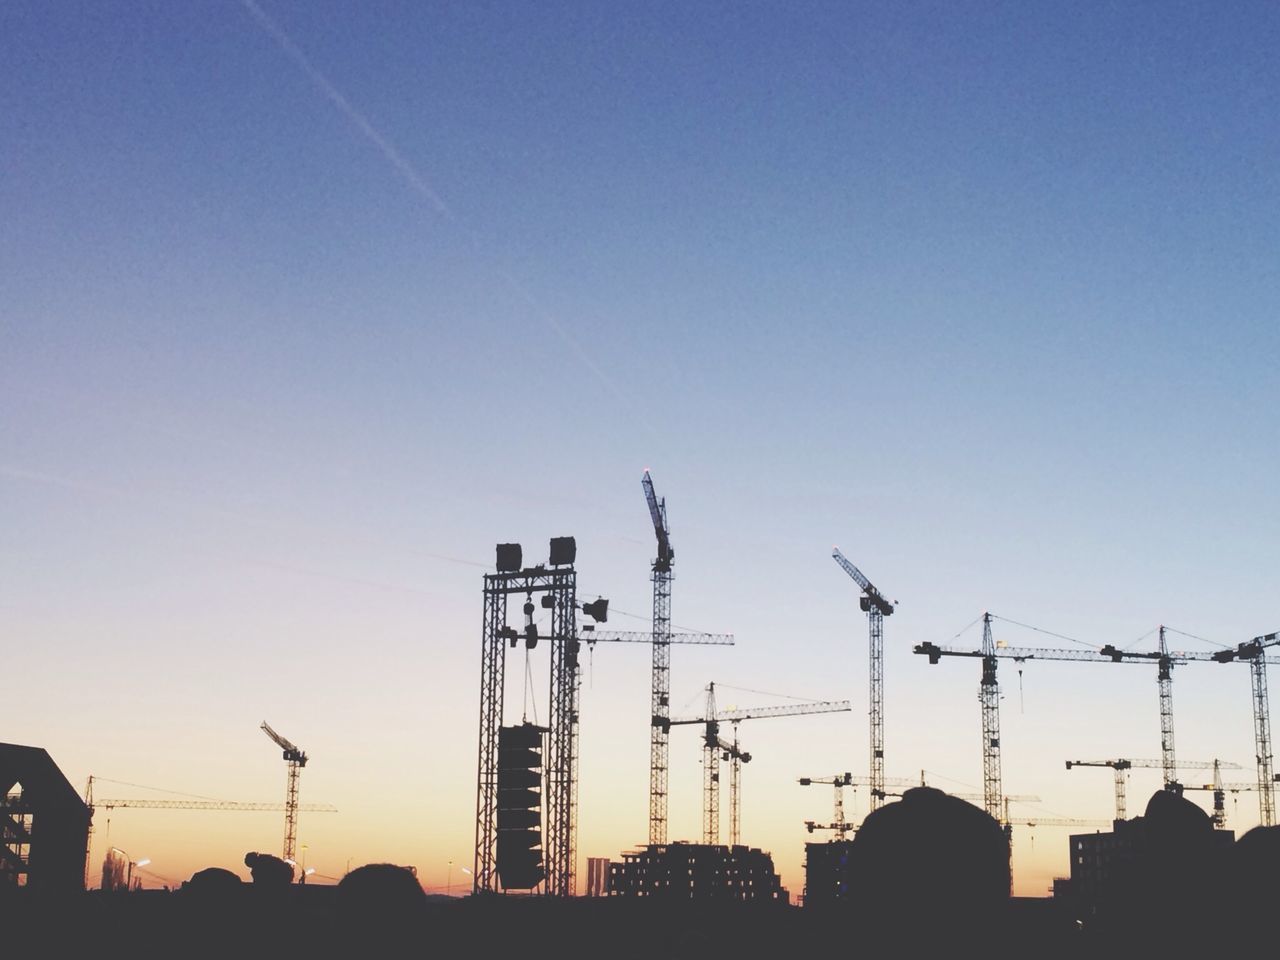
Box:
[918,618,1280,828]
[260,722,307,864]
[831,549,894,812]
[474,560,579,895]
[978,613,1003,822]
[94,799,338,812]
[1249,656,1274,825]
[643,471,675,846]
[545,565,579,896]
[1229,633,1278,826]
[701,685,719,845]
[1156,626,1178,790]
[1065,758,1231,821]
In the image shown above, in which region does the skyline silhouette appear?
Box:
[4,0,1279,900]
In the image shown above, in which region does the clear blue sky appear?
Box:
[3,1,1278,896]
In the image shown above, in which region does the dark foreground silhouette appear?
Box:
[244,851,294,887]
[4,791,1275,959]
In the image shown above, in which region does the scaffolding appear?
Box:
[474,543,580,897]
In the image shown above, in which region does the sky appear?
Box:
[2,0,1279,898]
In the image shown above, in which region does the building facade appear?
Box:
[802,839,854,908]
[608,843,786,903]
[1,743,92,894]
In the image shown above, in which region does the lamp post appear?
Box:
[110,848,148,891]
[447,860,453,898]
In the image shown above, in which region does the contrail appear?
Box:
[239,0,454,220]
[237,0,653,436]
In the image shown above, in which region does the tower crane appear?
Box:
[642,470,675,846]
[669,683,851,845]
[1209,631,1279,826]
[261,722,307,863]
[719,726,752,847]
[1182,759,1259,828]
[82,776,336,887]
[798,771,1038,839]
[998,796,1109,883]
[799,773,854,839]
[1069,627,1280,826]
[915,614,1280,819]
[1065,758,1239,821]
[800,773,916,837]
[831,548,895,811]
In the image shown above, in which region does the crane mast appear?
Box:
[726,725,751,846]
[700,684,718,845]
[1156,626,1178,791]
[979,613,1003,822]
[1249,652,1274,826]
[643,470,675,845]
[261,722,307,863]
[1215,631,1278,826]
[832,548,894,811]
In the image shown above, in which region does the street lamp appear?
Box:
[447,859,453,898]
[110,848,148,891]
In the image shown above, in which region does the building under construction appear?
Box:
[801,839,854,908]
[1064,819,1236,918]
[608,843,786,903]
[1,743,91,894]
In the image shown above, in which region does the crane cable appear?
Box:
[991,614,1096,650]
[88,777,226,802]
[713,683,826,704]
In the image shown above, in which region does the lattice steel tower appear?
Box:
[642,471,674,845]
[474,539,581,896]
[832,549,894,811]
[978,613,1003,822]
[1156,626,1180,792]
[260,722,307,864]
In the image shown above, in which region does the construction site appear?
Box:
[10,0,1280,952]
[6,468,1278,954]
[465,472,1279,911]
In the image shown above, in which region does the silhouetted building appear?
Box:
[802,839,854,907]
[0,743,91,894]
[585,856,610,896]
[1068,820,1138,914]
[608,843,786,903]
[1068,815,1234,919]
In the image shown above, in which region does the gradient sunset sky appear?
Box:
[4,1,1279,897]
